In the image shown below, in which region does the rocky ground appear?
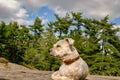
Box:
[0,63,120,80]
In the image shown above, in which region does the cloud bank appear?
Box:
[0,0,120,25]
[20,0,120,18]
[0,0,29,24]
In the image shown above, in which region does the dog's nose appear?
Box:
[48,49,52,53]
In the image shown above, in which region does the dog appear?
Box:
[49,38,89,80]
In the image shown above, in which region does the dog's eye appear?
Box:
[56,45,61,48]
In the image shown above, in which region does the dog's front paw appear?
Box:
[52,71,73,80]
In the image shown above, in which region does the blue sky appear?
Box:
[0,0,120,30]
[25,6,55,22]
[112,17,120,25]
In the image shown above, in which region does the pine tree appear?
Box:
[0,21,6,57]
[70,13,120,76]
[51,14,72,38]
[84,16,120,76]
[31,17,44,47]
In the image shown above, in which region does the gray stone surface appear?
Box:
[0,63,120,80]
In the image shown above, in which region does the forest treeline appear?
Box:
[0,12,120,76]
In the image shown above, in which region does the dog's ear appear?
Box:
[65,38,75,51]
[65,38,74,45]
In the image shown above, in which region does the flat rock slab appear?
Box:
[0,70,120,80]
[87,75,120,80]
[0,70,52,80]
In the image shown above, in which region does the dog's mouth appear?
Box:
[49,49,57,57]
[49,51,62,59]
[49,49,54,55]
[50,52,59,57]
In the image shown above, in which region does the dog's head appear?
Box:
[49,38,79,64]
[49,38,74,58]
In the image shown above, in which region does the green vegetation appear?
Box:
[0,12,120,76]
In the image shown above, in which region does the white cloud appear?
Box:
[19,0,47,11]
[0,0,19,9]
[1,0,120,25]
[0,0,29,24]
[16,19,33,26]
[112,25,120,33]
[19,0,120,19]
[113,25,120,29]
[39,16,48,24]
[53,6,67,17]
[16,8,28,18]
[113,25,120,36]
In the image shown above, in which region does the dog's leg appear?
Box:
[51,71,74,80]
[51,71,61,80]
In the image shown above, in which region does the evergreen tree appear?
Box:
[32,17,43,35]
[83,16,120,76]
[51,14,72,38]
[0,21,6,57]
[31,17,43,47]
[70,13,120,76]
[0,12,120,76]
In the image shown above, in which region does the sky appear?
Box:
[0,0,120,30]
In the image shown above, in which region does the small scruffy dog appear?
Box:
[49,38,89,80]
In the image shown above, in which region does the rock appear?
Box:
[0,63,120,80]
[0,70,52,80]
[0,57,8,64]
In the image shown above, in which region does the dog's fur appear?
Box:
[49,38,89,80]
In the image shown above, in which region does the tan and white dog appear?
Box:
[49,38,89,80]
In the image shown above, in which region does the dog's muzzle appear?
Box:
[48,49,51,53]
